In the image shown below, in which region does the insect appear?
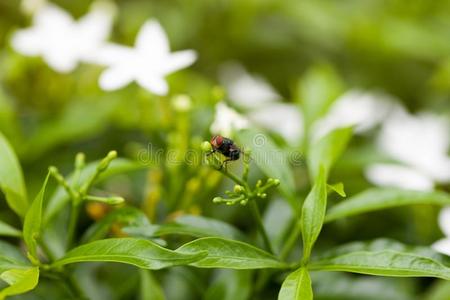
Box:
[208,135,241,168]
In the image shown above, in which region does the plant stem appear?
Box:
[66,203,80,249]
[249,200,274,254]
[39,239,56,262]
[280,219,302,261]
[219,169,249,190]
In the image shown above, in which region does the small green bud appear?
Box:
[226,202,233,206]
[105,196,125,205]
[273,179,280,186]
[201,141,212,152]
[234,185,244,193]
[98,150,118,171]
[213,197,222,203]
[240,200,247,205]
[260,193,267,199]
[75,152,86,169]
[256,180,263,188]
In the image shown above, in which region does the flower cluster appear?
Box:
[11,1,196,95]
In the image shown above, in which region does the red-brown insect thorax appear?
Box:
[210,135,223,148]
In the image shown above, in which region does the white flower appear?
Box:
[312,90,395,141]
[11,2,115,73]
[216,63,303,144]
[432,206,450,256]
[365,108,450,191]
[210,102,250,137]
[97,20,197,95]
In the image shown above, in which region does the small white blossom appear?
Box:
[210,102,250,137]
[216,63,303,144]
[97,20,197,95]
[365,108,450,190]
[312,90,394,141]
[432,207,450,256]
[12,2,115,73]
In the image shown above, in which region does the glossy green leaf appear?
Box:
[81,207,150,244]
[235,128,296,208]
[140,269,165,300]
[52,238,206,270]
[177,237,286,269]
[124,215,246,242]
[309,239,450,280]
[325,188,450,223]
[278,267,312,300]
[23,172,51,260]
[0,220,21,238]
[0,131,27,217]
[44,158,143,222]
[0,267,39,300]
[298,64,344,128]
[301,167,327,262]
[308,127,352,179]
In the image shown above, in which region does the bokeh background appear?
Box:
[0,0,449,299]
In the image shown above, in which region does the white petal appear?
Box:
[432,239,450,256]
[438,207,450,238]
[43,49,78,73]
[77,2,115,52]
[11,29,42,55]
[136,75,168,95]
[247,103,303,145]
[364,164,434,191]
[99,66,134,90]
[312,90,395,141]
[219,62,281,109]
[163,50,197,73]
[210,102,250,137]
[34,3,73,29]
[135,19,169,57]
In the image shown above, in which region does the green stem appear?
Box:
[249,200,274,254]
[66,203,80,249]
[66,274,87,299]
[280,219,302,261]
[39,239,56,262]
[219,169,249,190]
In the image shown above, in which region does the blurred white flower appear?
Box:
[365,108,450,191]
[312,90,394,141]
[210,102,250,137]
[97,20,197,95]
[432,206,450,256]
[217,63,303,144]
[12,2,115,73]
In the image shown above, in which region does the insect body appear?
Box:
[209,135,241,168]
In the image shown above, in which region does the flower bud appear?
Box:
[201,141,212,152]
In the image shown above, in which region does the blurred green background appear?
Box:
[0,0,450,299]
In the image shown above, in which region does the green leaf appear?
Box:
[298,64,344,129]
[177,237,286,269]
[309,239,450,280]
[301,167,327,262]
[308,127,352,179]
[0,267,39,300]
[140,269,165,300]
[278,267,312,300]
[81,207,150,244]
[325,188,450,223]
[0,220,21,238]
[52,238,206,270]
[0,241,29,270]
[235,128,296,208]
[0,131,27,217]
[23,172,51,261]
[124,215,246,242]
[327,182,346,197]
[44,158,142,222]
